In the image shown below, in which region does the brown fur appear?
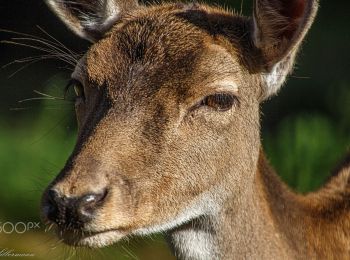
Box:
[40,0,350,259]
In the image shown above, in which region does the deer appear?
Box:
[39,0,350,259]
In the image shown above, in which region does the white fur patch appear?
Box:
[262,61,288,98]
[133,190,221,259]
[171,225,217,260]
[133,191,220,235]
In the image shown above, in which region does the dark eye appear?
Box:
[200,93,238,111]
[64,79,85,101]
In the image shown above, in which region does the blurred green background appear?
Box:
[0,0,349,259]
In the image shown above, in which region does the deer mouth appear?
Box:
[56,228,126,248]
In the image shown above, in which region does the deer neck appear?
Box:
[167,149,334,259]
[168,149,350,259]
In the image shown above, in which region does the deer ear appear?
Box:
[253,0,318,98]
[46,0,139,42]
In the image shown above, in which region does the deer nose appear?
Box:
[44,188,108,228]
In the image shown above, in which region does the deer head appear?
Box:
[41,0,318,250]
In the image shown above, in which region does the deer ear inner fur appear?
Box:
[46,0,139,42]
[252,0,318,98]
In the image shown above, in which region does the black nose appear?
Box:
[44,188,108,228]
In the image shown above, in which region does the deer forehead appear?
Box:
[73,11,247,105]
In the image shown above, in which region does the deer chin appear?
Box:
[56,228,126,248]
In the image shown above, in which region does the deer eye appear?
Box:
[200,93,238,112]
[65,79,85,101]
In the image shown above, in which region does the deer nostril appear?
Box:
[78,189,108,218]
[85,194,99,203]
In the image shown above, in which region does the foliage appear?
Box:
[263,115,348,193]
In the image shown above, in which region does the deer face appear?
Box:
[41,0,318,247]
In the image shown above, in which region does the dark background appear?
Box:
[0,0,349,259]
